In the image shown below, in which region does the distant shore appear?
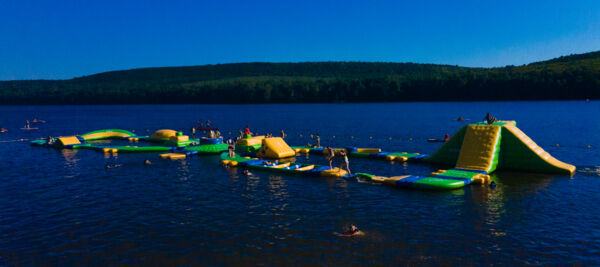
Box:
[1,51,598,105]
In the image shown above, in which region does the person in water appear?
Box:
[227,137,235,158]
[105,163,121,170]
[144,159,152,165]
[485,112,496,124]
[337,225,361,237]
[243,169,252,176]
[457,116,464,121]
[444,133,450,142]
[339,150,351,175]
[326,146,335,169]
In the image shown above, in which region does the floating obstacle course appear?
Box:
[31,121,576,191]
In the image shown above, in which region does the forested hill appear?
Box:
[1,51,599,104]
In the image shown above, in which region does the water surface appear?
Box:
[1,101,599,265]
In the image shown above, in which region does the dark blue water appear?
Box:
[1,102,599,265]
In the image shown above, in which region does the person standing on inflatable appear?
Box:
[227,137,235,158]
[244,125,252,138]
[326,146,335,169]
[339,150,351,175]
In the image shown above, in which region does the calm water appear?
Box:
[1,102,600,265]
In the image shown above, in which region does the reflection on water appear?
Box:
[61,149,79,166]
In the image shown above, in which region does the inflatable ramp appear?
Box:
[81,129,135,141]
[257,137,295,159]
[455,125,501,173]
[500,125,575,175]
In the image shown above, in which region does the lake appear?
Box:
[1,101,599,265]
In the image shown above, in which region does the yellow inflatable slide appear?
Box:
[256,137,295,159]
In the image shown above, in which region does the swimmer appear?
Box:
[144,159,152,165]
[335,224,362,237]
[243,169,252,176]
[104,163,121,170]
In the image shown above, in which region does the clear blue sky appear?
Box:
[1,0,599,80]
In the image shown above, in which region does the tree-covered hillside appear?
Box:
[1,51,599,104]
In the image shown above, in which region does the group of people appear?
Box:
[325,146,351,175]
[263,130,286,138]
[306,134,321,148]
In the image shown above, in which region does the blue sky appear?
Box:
[1,0,599,80]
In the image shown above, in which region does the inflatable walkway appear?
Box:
[220,153,349,177]
[31,129,228,156]
[291,146,426,163]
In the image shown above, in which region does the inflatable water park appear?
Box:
[31,120,575,190]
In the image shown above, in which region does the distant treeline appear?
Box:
[1,51,599,104]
